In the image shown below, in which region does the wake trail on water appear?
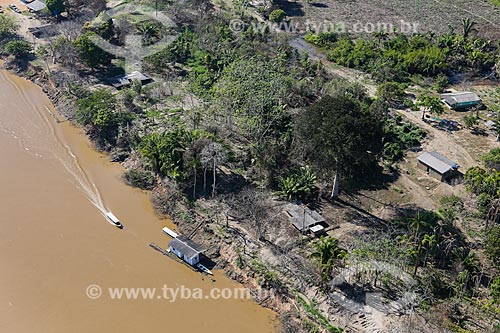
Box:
[25,93,108,216]
[2,71,121,227]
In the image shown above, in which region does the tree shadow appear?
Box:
[333,198,389,230]
[310,2,328,8]
[275,0,305,17]
[345,166,401,193]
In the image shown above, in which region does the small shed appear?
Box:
[417,151,459,182]
[284,203,326,234]
[441,92,481,110]
[26,0,46,12]
[29,24,58,38]
[168,235,204,266]
[107,71,153,89]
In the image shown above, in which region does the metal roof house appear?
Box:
[441,92,481,110]
[168,235,204,266]
[107,71,153,89]
[284,203,326,234]
[417,151,459,182]
[25,0,47,12]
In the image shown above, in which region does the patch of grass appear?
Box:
[296,295,343,333]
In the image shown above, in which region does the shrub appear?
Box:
[433,73,449,93]
[482,148,500,171]
[304,32,337,48]
[278,166,317,201]
[123,169,156,190]
[0,14,19,41]
[491,277,500,303]
[440,195,464,209]
[4,40,32,59]
[269,9,286,23]
[477,193,492,215]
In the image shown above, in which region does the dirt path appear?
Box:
[289,36,378,97]
[399,109,478,169]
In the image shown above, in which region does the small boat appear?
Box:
[105,212,123,229]
[197,263,213,275]
[162,227,179,238]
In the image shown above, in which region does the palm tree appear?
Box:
[139,133,166,173]
[409,211,428,239]
[462,18,477,39]
[309,236,347,282]
[422,234,437,268]
[436,207,457,226]
[201,142,228,198]
[183,138,210,198]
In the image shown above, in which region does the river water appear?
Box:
[0,69,277,332]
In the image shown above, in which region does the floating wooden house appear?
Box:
[168,235,204,266]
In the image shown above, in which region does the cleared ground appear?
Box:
[280,0,500,38]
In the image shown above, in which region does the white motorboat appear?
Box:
[105,212,123,229]
[162,227,179,238]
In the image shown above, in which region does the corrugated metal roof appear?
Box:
[169,235,204,259]
[26,0,46,12]
[441,92,481,106]
[417,151,458,174]
[284,203,325,231]
[108,71,152,88]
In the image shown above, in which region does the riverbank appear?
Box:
[0,63,280,332]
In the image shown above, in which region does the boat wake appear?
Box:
[0,70,109,220]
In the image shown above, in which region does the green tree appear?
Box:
[136,21,161,45]
[376,81,406,107]
[464,166,488,194]
[295,95,384,193]
[75,89,116,129]
[36,45,52,76]
[309,236,347,282]
[0,14,18,41]
[211,57,291,176]
[139,133,168,174]
[409,211,431,239]
[46,0,65,15]
[140,129,212,180]
[416,93,444,120]
[4,40,32,59]
[486,225,500,267]
[73,32,112,68]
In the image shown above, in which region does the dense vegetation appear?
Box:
[305,22,499,84]
[2,1,500,331]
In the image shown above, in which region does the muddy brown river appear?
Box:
[0,69,277,332]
